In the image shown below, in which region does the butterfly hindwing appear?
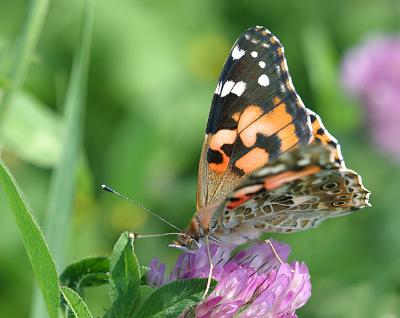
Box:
[209,144,370,238]
[197,26,313,208]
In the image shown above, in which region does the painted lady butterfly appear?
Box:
[170,26,371,251]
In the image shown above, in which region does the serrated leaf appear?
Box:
[0,159,59,318]
[61,286,93,318]
[134,278,216,318]
[60,257,109,295]
[104,232,141,318]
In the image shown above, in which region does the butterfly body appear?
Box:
[171,26,370,251]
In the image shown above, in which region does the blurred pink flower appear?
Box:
[342,35,400,160]
[148,240,311,318]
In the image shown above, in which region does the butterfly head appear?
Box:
[168,233,201,251]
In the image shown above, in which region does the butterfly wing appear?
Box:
[197,26,313,209]
[208,144,370,242]
[306,108,345,167]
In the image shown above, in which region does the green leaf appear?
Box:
[0,159,59,318]
[134,278,216,318]
[31,1,94,317]
[130,285,155,317]
[60,257,109,295]
[61,286,93,318]
[137,285,155,307]
[104,232,141,318]
[0,90,62,167]
[109,232,141,296]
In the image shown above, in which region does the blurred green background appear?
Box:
[1,0,400,317]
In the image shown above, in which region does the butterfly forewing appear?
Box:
[197,26,313,208]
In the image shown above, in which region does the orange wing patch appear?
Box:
[232,112,241,122]
[237,105,264,133]
[239,102,293,148]
[209,129,237,173]
[208,101,304,175]
[277,123,298,152]
[235,147,269,174]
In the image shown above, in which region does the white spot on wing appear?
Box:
[221,80,235,97]
[281,58,289,71]
[231,81,247,96]
[258,74,270,87]
[272,35,280,43]
[215,81,222,95]
[251,51,258,58]
[259,61,266,68]
[286,76,294,89]
[232,45,245,60]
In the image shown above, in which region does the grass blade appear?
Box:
[61,286,93,318]
[30,1,94,317]
[0,0,50,121]
[44,0,94,267]
[0,160,59,318]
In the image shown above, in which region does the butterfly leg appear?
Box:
[202,234,214,300]
[265,239,284,264]
[265,239,295,273]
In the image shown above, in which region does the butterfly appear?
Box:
[168,26,371,251]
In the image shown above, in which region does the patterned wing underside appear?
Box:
[209,144,370,238]
[197,26,312,209]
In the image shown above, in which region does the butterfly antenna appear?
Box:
[101,184,184,233]
[134,232,182,239]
